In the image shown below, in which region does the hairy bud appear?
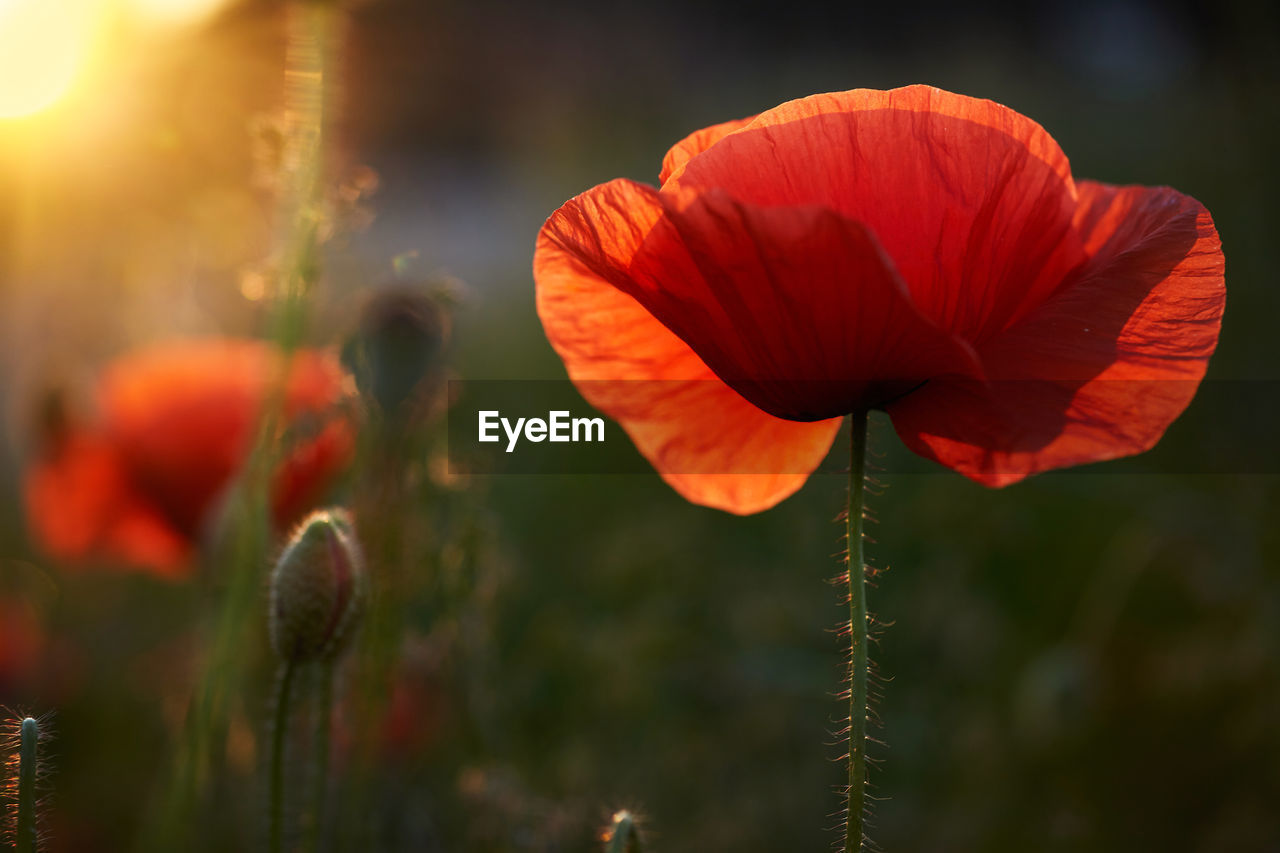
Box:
[269,509,365,663]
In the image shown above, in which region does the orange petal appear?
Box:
[659,114,756,186]
[668,85,1087,345]
[535,178,842,513]
[888,182,1225,483]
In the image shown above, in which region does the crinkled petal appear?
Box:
[668,85,1087,344]
[615,186,984,420]
[659,114,756,186]
[535,178,842,513]
[887,182,1225,484]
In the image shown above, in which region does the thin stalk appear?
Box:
[845,411,869,853]
[304,663,334,853]
[145,488,270,851]
[270,661,299,853]
[137,6,335,849]
[273,0,334,345]
[16,716,38,853]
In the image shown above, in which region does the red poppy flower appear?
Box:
[23,338,355,578]
[534,85,1225,514]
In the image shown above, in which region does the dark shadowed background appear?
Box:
[1,0,1277,850]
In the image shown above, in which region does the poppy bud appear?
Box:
[269,508,365,663]
[343,287,449,418]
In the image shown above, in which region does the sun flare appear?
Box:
[126,0,230,28]
[0,0,233,120]
[0,0,101,119]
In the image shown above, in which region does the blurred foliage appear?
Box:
[0,0,1278,851]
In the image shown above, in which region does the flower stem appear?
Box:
[16,716,38,853]
[270,661,299,853]
[845,410,869,853]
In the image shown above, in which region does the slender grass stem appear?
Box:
[137,5,338,851]
[270,661,299,853]
[845,411,869,853]
[16,716,38,853]
[147,489,269,851]
[274,0,334,345]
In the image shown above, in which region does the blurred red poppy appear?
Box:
[534,85,1225,513]
[331,634,449,764]
[0,598,44,691]
[23,339,355,578]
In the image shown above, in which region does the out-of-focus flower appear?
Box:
[379,636,449,758]
[23,338,355,578]
[343,286,450,421]
[0,598,45,691]
[330,632,449,765]
[534,85,1225,514]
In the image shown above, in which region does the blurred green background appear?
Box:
[1,0,1278,850]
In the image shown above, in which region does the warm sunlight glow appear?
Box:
[0,0,99,119]
[126,0,231,28]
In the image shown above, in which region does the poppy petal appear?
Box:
[618,186,985,420]
[23,430,192,577]
[668,85,1087,344]
[535,178,843,513]
[25,339,354,576]
[887,182,1225,484]
[659,114,756,186]
[98,340,270,534]
[272,419,356,528]
[99,340,351,536]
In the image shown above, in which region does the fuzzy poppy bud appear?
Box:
[269,508,365,663]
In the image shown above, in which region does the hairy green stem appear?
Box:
[845,411,869,853]
[270,662,298,853]
[16,716,38,853]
